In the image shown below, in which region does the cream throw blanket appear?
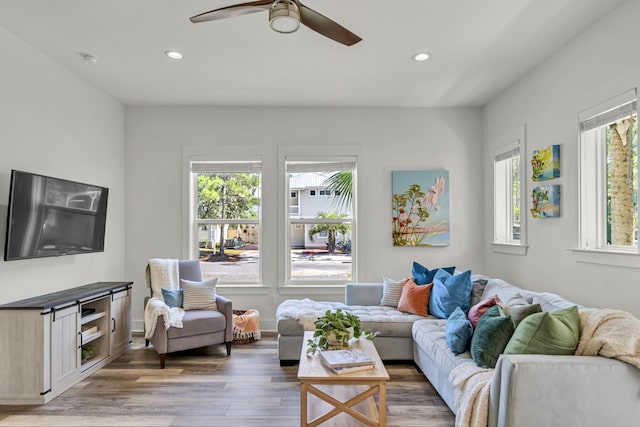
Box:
[449,362,493,427]
[574,308,640,368]
[144,258,185,339]
[276,298,338,330]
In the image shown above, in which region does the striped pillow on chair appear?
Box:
[181,278,218,310]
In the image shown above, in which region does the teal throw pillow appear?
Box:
[504,306,581,355]
[428,269,473,319]
[470,305,515,368]
[161,288,183,308]
[445,306,474,354]
[412,262,456,285]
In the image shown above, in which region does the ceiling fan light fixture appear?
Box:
[269,0,300,34]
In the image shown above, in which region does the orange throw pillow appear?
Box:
[397,278,433,317]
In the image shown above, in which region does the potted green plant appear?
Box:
[306,309,378,354]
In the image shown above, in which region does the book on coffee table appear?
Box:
[326,363,376,375]
[319,348,375,369]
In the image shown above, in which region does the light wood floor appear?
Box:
[0,334,455,427]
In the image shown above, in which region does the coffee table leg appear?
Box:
[300,381,308,427]
[379,381,386,426]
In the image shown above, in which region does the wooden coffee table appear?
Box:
[298,331,390,427]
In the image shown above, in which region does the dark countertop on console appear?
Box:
[0,281,133,310]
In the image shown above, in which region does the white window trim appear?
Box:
[278,145,360,288]
[182,145,271,287]
[492,125,528,255]
[573,88,639,266]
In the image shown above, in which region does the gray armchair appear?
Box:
[144,260,232,368]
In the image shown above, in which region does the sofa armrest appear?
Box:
[345,283,384,306]
[215,295,233,343]
[489,354,640,427]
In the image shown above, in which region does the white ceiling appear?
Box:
[0,0,625,107]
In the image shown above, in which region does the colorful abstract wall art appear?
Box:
[531,184,561,218]
[531,144,560,181]
[392,170,450,246]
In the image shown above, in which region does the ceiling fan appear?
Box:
[190,0,362,46]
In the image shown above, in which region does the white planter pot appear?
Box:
[326,327,354,347]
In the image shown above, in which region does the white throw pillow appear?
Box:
[181,278,218,311]
[380,276,408,307]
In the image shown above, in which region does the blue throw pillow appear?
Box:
[412,261,456,285]
[429,269,473,318]
[445,306,474,354]
[162,288,183,308]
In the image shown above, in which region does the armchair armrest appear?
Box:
[215,294,233,343]
[490,354,640,427]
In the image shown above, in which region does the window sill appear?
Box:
[568,248,640,269]
[215,284,270,294]
[490,242,528,255]
[278,285,346,296]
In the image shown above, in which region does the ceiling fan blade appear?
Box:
[297,2,362,46]
[190,0,272,23]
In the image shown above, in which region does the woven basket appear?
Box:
[232,309,261,344]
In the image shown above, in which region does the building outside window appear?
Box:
[285,158,356,285]
[579,89,638,253]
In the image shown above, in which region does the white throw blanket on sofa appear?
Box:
[449,362,493,427]
[276,298,338,330]
[575,308,640,368]
[144,258,185,338]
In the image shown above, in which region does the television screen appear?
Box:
[4,170,109,261]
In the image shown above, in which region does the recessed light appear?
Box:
[165,50,183,60]
[412,52,430,62]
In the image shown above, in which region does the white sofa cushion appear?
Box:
[412,318,472,376]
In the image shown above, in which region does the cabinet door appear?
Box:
[50,305,80,391]
[110,287,131,355]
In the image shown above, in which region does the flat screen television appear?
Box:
[4,170,108,261]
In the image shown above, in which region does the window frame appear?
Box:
[278,145,360,288]
[491,125,528,255]
[576,89,639,263]
[182,145,268,287]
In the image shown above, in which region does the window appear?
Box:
[493,126,526,254]
[579,89,638,254]
[285,157,356,285]
[188,160,262,283]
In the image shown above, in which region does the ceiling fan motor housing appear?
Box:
[269,0,300,33]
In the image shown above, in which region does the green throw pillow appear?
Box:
[504,306,581,355]
[470,305,515,368]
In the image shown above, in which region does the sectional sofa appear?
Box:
[276,275,640,427]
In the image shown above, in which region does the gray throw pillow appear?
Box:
[505,303,542,327]
[470,279,488,307]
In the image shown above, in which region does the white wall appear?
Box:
[483,0,640,317]
[125,106,485,330]
[0,25,126,303]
